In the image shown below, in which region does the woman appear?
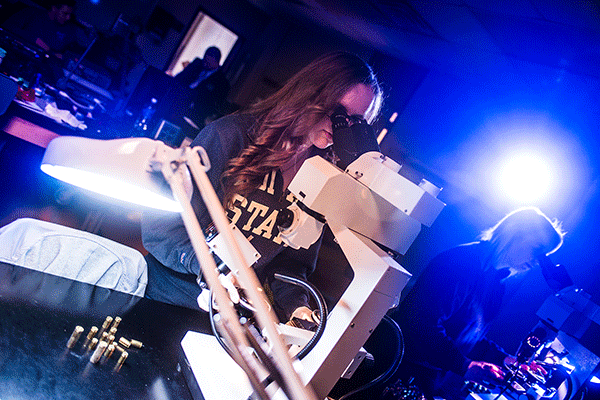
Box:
[386,207,565,399]
[142,52,383,322]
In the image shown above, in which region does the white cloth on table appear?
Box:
[0,218,147,296]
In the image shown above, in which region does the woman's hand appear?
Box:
[464,361,505,383]
[286,306,318,331]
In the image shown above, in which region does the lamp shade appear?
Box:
[41,137,181,212]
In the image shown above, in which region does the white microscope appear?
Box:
[181,112,445,400]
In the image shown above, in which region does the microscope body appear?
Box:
[279,152,445,398]
[180,152,445,400]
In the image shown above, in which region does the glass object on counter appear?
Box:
[33,73,45,97]
[133,97,157,135]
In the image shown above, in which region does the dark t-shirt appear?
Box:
[174,58,230,125]
[142,113,323,319]
[390,242,508,396]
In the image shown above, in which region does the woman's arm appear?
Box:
[141,115,250,275]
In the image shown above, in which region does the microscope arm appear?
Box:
[277,153,444,398]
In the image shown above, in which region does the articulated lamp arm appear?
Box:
[41,137,317,400]
[152,145,317,400]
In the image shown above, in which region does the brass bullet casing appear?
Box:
[88,337,99,350]
[86,326,99,341]
[118,337,131,348]
[101,316,114,330]
[109,327,118,337]
[90,341,108,364]
[117,351,128,366]
[107,334,115,345]
[130,339,143,349]
[105,344,116,359]
[66,326,84,348]
[101,332,109,341]
[111,316,122,330]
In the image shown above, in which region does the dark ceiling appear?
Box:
[249,0,600,79]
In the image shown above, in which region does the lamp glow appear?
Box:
[41,136,181,212]
[41,164,181,212]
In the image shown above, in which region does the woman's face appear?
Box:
[498,234,551,278]
[307,83,376,149]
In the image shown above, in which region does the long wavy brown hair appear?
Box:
[222,52,383,207]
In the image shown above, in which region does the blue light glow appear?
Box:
[499,153,552,203]
[445,111,591,216]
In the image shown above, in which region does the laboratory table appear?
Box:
[0,261,211,399]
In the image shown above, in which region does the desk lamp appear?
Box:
[41,136,318,400]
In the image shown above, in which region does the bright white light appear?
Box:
[41,164,181,212]
[499,154,552,203]
[591,376,600,384]
[377,128,388,144]
[451,112,590,216]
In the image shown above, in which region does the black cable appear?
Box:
[575,386,588,400]
[239,271,329,399]
[273,273,328,360]
[209,297,280,400]
[210,273,329,399]
[210,273,329,359]
[337,315,404,400]
[243,274,329,399]
[493,380,513,400]
[564,371,573,400]
[208,282,405,400]
[208,291,235,360]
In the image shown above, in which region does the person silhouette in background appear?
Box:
[2,0,79,58]
[174,46,230,128]
[386,207,565,400]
